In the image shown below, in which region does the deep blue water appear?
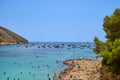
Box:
[0,42,96,80]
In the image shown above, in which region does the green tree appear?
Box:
[93,37,111,54]
[103,8,120,42]
[101,39,120,73]
[93,8,120,74]
[93,37,104,54]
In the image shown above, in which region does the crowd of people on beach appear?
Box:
[58,59,101,80]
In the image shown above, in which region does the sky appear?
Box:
[0,0,120,42]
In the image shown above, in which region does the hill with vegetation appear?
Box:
[0,26,28,45]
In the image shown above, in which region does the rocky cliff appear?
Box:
[0,26,28,45]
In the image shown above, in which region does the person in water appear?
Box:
[47,74,51,80]
[7,77,9,80]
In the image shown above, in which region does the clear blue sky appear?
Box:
[0,0,120,42]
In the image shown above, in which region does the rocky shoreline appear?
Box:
[57,59,120,80]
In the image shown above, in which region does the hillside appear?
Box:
[0,26,28,45]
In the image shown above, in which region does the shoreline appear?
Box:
[57,58,120,80]
[57,59,101,80]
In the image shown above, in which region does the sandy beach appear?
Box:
[57,59,120,80]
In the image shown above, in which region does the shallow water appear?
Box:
[0,42,96,80]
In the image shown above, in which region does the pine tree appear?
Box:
[103,8,120,42]
[93,8,120,74]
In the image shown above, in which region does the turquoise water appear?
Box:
[0,42,96,80]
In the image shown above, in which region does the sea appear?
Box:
[0,42,97,80]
